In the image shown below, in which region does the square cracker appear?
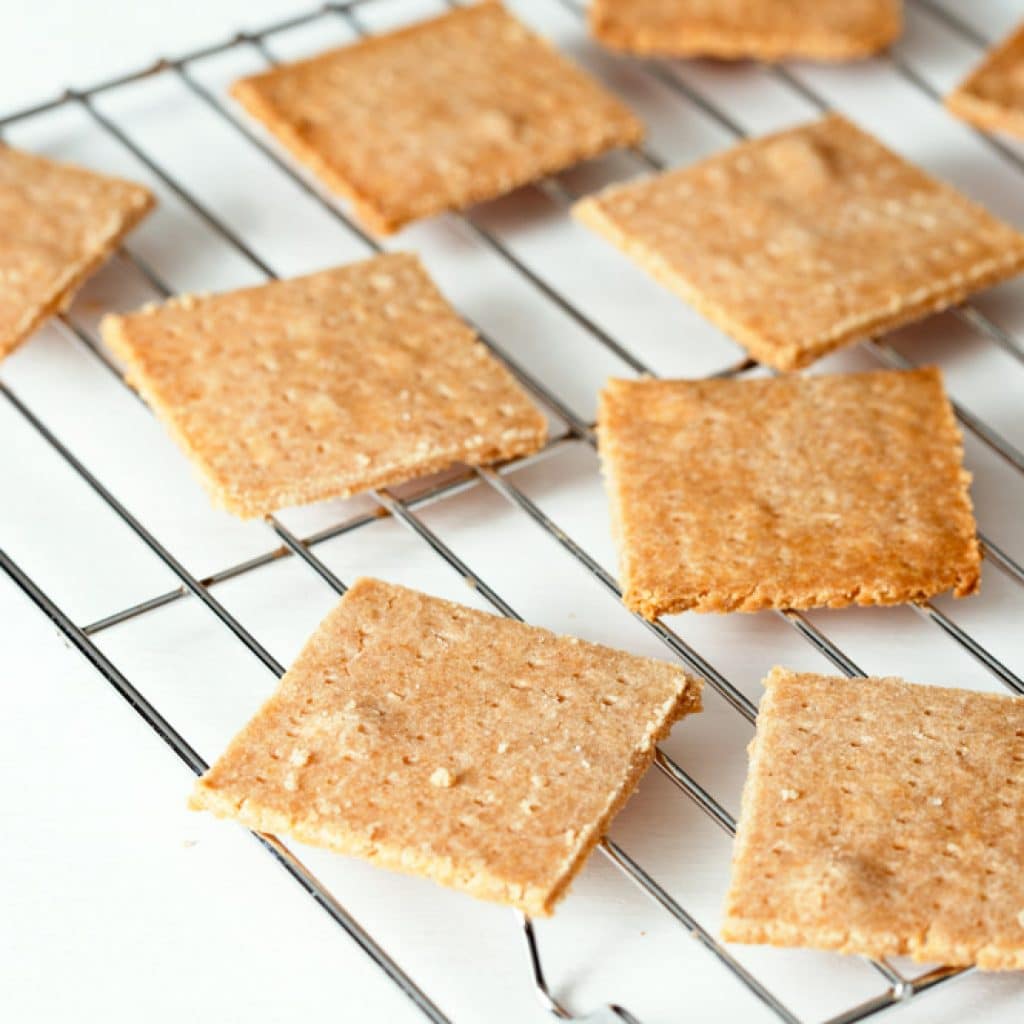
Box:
[190,577,701,916]
[947,22,1024,139]
[574,113,1024,371]
[101,252,547,517]
[598,366,980,618]
[723,667,1024,969]
[589,0,902,61]
[230,1,643,235]
[0,146,154,361]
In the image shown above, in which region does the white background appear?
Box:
[2,1,1024,1022]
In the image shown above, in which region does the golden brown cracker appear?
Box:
[574,114,1024,370]
[723,667,1024,969]
[947,22,1024,139]
[230,1,643,235]
[191,577,702,915]
[101,252,547,517]
[590,0,901,60]
[598,367,980,618]
[0,146,154,361]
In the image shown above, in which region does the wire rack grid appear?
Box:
[2,0,1023,1021]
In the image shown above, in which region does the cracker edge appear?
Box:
[720,666,1024,969]
[228,1,645,235]
[572,115,1024,371]
[588,2,902,61]
[946,24,1024,140]
[946,88,1024,139]
[0,183,155,361]
[597,369,982,618]
[100,262,549,517]
[190,577,703,916]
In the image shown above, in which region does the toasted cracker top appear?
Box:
[231,1,643,234]
[724,667,1024,969]
[192,577,701,915]
[574,114,1024,369]
[102,252,547,516]
[589,0,902,61]
[0,145,154,360]
[598,366,980,617]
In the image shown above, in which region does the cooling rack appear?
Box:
[2,0,1023,1021]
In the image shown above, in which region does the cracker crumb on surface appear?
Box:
[430,767,456,788]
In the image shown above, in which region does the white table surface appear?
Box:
[2,1,1024,1022]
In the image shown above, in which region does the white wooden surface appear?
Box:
[2,1,1023,1021]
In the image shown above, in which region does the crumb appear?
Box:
[430,767,456,788]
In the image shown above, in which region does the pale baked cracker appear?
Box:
[574,113,1024,370]
[191,577,702,915]
[101,252,547,517]
[590,0,902,61]
[723,667,1024,969]
[0,146,154,361]
[947,21,1024,139]
[598,367,980,618]
[230,1,644,235]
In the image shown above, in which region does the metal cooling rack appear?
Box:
[2,0,1023,1021]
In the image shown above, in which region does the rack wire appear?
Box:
[1,0,1022,1021]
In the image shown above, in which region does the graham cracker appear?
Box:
[598,367,980,618]
[190,577,702,916]
[573,113,1024,370]
[101,252,547,517]
[0,145,154,361]
[947,22,1024,139]
[589,0,902,61]
[230,1,643,235]
[723,667,1024,969]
